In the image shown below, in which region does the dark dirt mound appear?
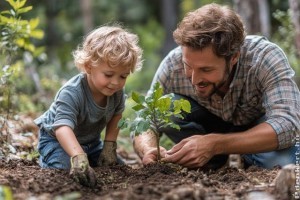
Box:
[0,158,282,200]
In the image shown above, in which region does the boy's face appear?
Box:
[182,45,238,98]
[85,62,130,99]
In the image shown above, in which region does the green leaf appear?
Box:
[0,15,10,23]
[173,99,191,114]
[6,0,18,11]
[117,118,128,129]
[17,6,32,15]
[29,18,39,29]
[132,104,145,111]
[152,84,163,102]
[136,120,150,133]
[131,91,144,103]
[169,123,180,130]
[181,99,191,113]
[157,96,171,112]
[29,29,44,39]
[16,0,27,10]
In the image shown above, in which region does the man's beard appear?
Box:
[194,62,231,99]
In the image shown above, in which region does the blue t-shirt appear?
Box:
[34,73,125,145]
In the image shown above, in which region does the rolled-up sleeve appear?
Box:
[260,44,300,149]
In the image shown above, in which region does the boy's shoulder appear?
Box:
[62,73,85,89]
[54,73,86,99]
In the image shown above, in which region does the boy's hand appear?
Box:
[98,141,118,166]
[70,153,97,187]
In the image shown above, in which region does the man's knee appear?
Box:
[243,146,296,169]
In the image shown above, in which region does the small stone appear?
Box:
[274,164,297,200]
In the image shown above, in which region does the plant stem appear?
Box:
[152,129,161,161]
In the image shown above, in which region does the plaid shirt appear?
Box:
[149,36,300,149]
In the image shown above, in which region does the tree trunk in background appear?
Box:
[160,0,178,57]
[289,0,300,56]
[258,0,270,38]
[79,0,94,34]
[45,0,60,47]
[233,0,270,38]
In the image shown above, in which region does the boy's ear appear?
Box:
[84,64,92,74]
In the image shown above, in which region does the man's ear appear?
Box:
[231,52,240,66]
[84,63,92,74]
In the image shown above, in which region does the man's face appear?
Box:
[182,46,235,98]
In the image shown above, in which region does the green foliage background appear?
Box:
[1,0,300,150]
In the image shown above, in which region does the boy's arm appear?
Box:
[55,125,96,187]
[55,126,84,156]
[98,114,122,166]
[104,114,122,141]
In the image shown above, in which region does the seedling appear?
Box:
[118,82,191,161]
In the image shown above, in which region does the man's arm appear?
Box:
[214,122,278,154]
[163,122,278,168]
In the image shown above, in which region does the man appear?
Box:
[133,3,300,169]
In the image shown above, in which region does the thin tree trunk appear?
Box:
[79,0,93,34]
[160,0,178,57]
[258,0,270,38]
[233,0,261,35]
[289,0,300,56]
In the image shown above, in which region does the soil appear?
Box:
[0,154,284,200]
[0,115,288,200]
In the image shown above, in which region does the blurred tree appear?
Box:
[258,0,271,38]
[0,0,44,140]
[160,0,179,57]
[289,0,300,56]
[80,0,93,34]
[233,0,271,38]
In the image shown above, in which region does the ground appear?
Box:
[0,115,291,200]
[0,156,282,200]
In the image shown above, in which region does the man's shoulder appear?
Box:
[163,46,183,70]
[243,35,278,51]
[164,46,182,60]
[240,35,283,62]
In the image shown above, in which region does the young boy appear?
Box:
[34,25,143,187]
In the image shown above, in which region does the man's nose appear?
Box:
[185,67,192,79]
[191,71,200,85]
[191,71,205,85]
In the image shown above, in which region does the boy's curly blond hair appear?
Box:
[73,24,143,73]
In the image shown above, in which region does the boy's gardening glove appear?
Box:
[98,141,118,166]
[70,153,97,187]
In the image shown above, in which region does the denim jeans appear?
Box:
[159,94,297,169]
[38,128,123,169]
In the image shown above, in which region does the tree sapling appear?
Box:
[118,82,191,161]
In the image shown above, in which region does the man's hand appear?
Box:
[162,135,216,168]
[142,146,167,165]
[98,141,118,166]
[70,153,97,187]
